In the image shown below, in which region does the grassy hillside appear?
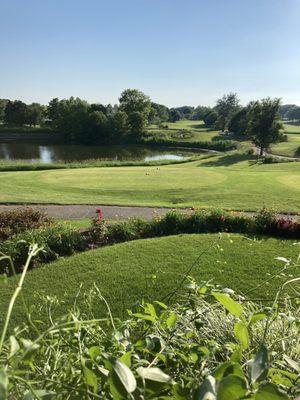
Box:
[0,233,299,329]
[0,154,299,212]
[271,123,300,157]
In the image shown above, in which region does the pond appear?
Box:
[0,143,200,163]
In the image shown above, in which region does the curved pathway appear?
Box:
[0,203,298,222]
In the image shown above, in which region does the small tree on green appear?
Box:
[247,98,283,156]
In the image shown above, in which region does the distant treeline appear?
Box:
[0,90,297,146]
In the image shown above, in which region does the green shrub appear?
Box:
[0,223,84,274]
[0,208,51,241]
[0,248,298,398]
[90,208,300,247]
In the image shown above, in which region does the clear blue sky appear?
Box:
[1,0,299,106]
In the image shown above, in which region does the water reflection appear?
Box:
[0,143,198,163]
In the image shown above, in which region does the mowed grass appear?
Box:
[271,124,300,157]
[0,233,299,328]
[0,154,299,212]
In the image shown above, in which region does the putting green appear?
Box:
[0,156,299,212]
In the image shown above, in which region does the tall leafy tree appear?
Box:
[0,99,8,122]
[203,110,218,126]
[119,89,151,137]
[286,105,300,121]
[4,100,27,125]
[148,103,169,124]
[169,109,181,122]
[25,103,45,126]
[214,93,240,131]
[247,98,283,156]
[228,106,251,135]
[192,106,212,120]
[109,110,129,139]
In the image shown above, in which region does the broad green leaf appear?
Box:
[193,375,216,400]
[213,361,244,381]
[88,346,102,361]
[254,383,289,400]
[249,344,268,383]
[111,358,137,394]
[234,321,249,349]
[0,370,8,400]
[250,313,267,324]
[84,367,98,393]
[217,375,247,400]
[166,312,177,329]
[145,303,157,318]
[154,300,168,310]
[212,292,243,317]
[137,367,173,384]
[120,351,132,368]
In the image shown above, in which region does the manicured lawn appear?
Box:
[271,124,300,157]
[0,154,299,212]
[1,233,299,329]
[271,123,300,157]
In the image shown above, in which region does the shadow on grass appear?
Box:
[200,153,258,167]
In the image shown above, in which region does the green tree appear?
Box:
[228,107,249,135]
[4,100,27,125]
[129,111,148,137]
[109,110,129,139]
[192,106,212,120]
[47,98,61,129]
[0,99,8,122]
[25,103,45,126]
[203,110,218,126]
[169,109,182,122]
[119,89,151,137]
[214,93,240,131]
[47,97,90,141]
[286,105,300,121]
[247,98,283,156]
[148,103,169,124]
[87,111,108,142]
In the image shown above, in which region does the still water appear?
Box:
[0,143,199,163]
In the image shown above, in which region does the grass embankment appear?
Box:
[0,154,299,212]
[0,156,201,172]
[271,123,300,157]
[0,233,298,328]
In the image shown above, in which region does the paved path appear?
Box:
[0,204,298,222]
[0,204,175,220]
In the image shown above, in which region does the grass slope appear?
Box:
[271,123,300,157]
[0,154,299,212]
[0,233,299,328]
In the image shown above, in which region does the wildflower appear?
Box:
[220,215,225,222]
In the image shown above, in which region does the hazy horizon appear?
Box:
[1,0,299,107]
